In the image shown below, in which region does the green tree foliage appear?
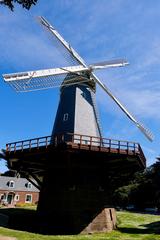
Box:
[0,0,37,11]
[150,157,160,209]
[113,158,160,210]
[113,183,139,208]
[2,170,17,176]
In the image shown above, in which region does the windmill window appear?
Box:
[25,194,32,203]
[63,113,68,121]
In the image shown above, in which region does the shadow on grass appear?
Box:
[1,208,160,236]
[0,207,103,235]
[0,208,42,234]
[118,221,160,235]
[0,207,100,235]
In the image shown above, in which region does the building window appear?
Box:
[15,195,19,201]
[0,194,6,205]
[25,194,32,203]
[26,182,32,189]
[8,181,15,188]
[63,113,68,121]
[0,194,6,201]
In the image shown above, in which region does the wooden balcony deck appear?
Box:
[3,133,146,189]
[5,133,146,167]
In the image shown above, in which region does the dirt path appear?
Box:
[0,237,17,240]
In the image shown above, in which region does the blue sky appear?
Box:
[0,0,160,172]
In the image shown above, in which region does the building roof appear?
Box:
[0,176,39,192]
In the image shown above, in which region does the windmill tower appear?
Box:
[2,17,153,234]
[52,74,102,142]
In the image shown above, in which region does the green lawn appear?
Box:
[0,210,160,240]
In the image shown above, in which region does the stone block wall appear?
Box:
[81,208,116,234]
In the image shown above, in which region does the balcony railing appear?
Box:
[6,133,142,155]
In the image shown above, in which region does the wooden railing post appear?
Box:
[72,133,74,143]
[118,140,120,153]
[80,135,82,146]
[100,137,103,150]
[109,139,111,151]
[21,141,24,151]
[90,136,92,147]
[127,142,129,154]
[29,140,31,151]
[133,143,136,154]
[14,143,16,153]
[46,137,48,148]
[37,138,39,149]
[6,144,8,153]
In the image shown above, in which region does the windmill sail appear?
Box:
[3,66,90,92]
[93,78,153,141]
[90,59,129,70]
[3,62,128,92]
[2,16,153,141]
[38,16,84,67]
[37,17,153,141]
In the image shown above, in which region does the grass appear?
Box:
[0,210,160,240]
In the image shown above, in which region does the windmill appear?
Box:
[2,17,153,234]
[3,16,153,142]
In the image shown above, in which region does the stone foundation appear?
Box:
[81,208,116,234]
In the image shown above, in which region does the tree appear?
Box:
[113,184,138,208]
[113,158,160,210]
[2,170,17,177]
[0,0,38,11]
[150,157,160,210]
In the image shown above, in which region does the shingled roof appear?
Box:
[0,176,39,192]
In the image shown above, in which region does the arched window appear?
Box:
[15,194,19,201]
[8,180,15,188]
[27,182,32,189]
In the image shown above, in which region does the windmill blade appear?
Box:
[38,16,86,66]
[38,17,129,72]
[89,59,129,70]
[94,76,153,141]
[37,17,153,141]
[3,65,90,92]
[136,123,154,142]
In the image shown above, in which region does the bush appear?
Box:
[15,202,37,208]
